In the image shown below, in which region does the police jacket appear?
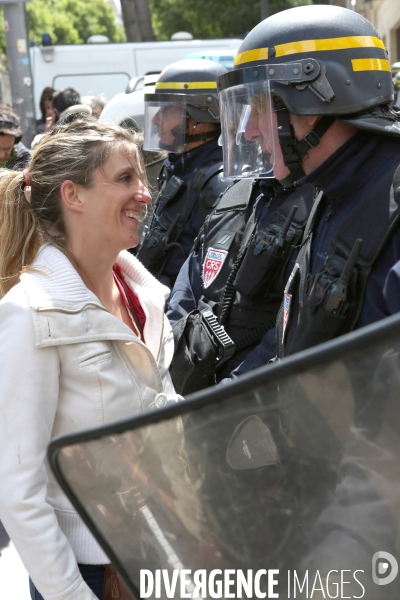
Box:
[168,178,314,386]
[136,138,227,289]
[233,130,400,376]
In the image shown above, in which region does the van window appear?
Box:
[53,72,130,100]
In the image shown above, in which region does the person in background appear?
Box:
[51,87,81,124]
[31,90,92,149]
[82,95,108,119]
[35,86,55,134]
[0,105,30,169]
[0,117,179,600]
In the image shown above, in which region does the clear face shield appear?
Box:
[219,79,275,179]
[143,97,188,153]
[218,59,332,179]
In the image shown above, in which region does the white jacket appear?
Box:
[0,245,178,600]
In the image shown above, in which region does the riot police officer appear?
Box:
[136,59,230,288]
[168,176,314,393]
[214,4,400,375]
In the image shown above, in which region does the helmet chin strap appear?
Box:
[184,126,221,144]
[273,98,335,188]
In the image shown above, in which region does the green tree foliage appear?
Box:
[0,0,125,58]
[150,0,312,40]
[25,0,125,45]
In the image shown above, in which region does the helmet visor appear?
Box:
[143,100,187,153]
[219,79,275,178]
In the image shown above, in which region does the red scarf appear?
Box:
[112,264,146,338]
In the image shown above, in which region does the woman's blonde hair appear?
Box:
[0,117,147,296]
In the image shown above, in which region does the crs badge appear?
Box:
[282,292,292,344]
[203,247,228,289]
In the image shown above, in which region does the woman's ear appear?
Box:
[60,180,83,213]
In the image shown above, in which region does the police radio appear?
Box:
[159,176,185,207]
[254,205,298,257]
[314,238,363,315]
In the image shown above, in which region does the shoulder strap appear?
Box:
[215,178,256,212]
[192,161,224,196]
[174,161,223,228]
[276,183,315,225]
[218,195,260,325]
[300,189,325,244]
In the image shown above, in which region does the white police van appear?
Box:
[30,39,241,120]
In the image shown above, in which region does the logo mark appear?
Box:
[372,551,398,586]
[202,247,228,289]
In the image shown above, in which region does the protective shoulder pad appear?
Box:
[214,178,256,212]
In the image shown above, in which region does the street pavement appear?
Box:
[0,520,30,599]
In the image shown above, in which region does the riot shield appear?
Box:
[49,313,400,600]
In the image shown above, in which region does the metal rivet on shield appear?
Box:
[253,70,259,77]
[268,68,275,76]
[184,83,188,88]
[377,83,382,88]
[292,68,300,75]
[346,80,351,85]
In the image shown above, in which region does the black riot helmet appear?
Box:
[143,58,227,152]
[217,5,398,184]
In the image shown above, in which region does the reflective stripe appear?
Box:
[351,58,391,72]
[155,81,217,90]
[234,35,385,65]
[234,48,269,66]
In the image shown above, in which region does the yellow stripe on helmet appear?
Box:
[155,81,217,90]
[234,35,385,65]
[351,58,390,72]
[234,47,269,66]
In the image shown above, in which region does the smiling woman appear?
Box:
[0,118,180,600]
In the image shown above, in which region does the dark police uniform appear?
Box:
[167,178,314,387]
[232,131,400,376]
[137,138,227,289]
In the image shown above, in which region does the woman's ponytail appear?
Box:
[0,169,41,297]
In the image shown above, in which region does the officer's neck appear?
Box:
[301,120,357,175]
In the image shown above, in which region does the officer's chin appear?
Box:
[158,139,180,152]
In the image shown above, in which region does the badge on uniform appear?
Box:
[203,247,228,289]
[282,292,292,344]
